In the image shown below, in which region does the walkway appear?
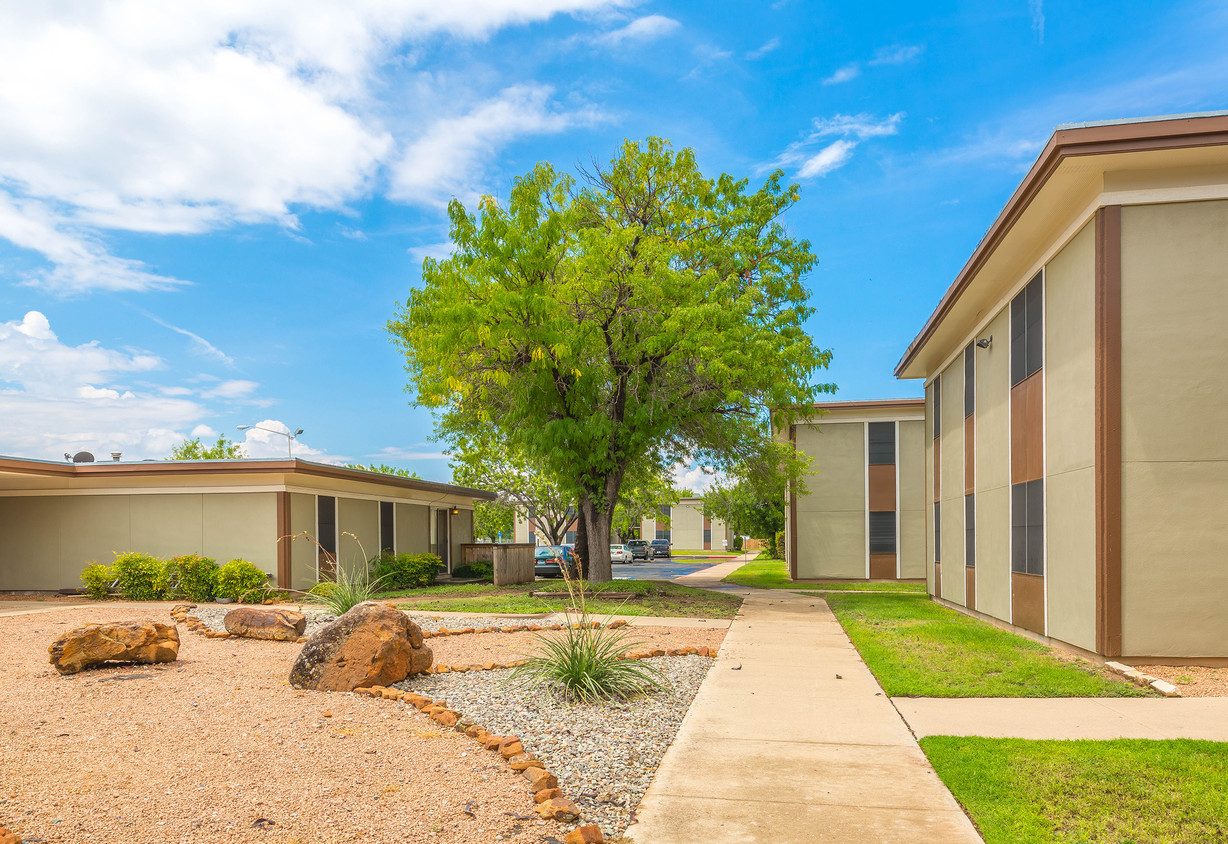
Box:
[895,696,1228,741]
[625,583,980,843]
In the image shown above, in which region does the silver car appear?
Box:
[610,544,632,564]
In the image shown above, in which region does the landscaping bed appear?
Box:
[1134,664,1228,697]
[825,593,1153,697]
[922,736,1228,843]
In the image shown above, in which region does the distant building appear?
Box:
[512,497,731,550]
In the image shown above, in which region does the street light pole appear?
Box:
[237,424,304,459]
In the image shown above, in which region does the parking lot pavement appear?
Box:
[612,560,720,581]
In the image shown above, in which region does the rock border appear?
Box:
[171,603,310,643]
[1105,661,1181,697]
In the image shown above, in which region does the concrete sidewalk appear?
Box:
[625,590,981,843]
[895,696,1228,741]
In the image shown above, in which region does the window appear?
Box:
[655,527,671,541]
[965,494,975,568]
[933,375,941,438]
[527,530,536,545]
[565,530,576,544]
[934,501,941,562]
[379,501,394,554]
[964,344,975,416]
[868,421,895,465]
[317,496,337,558]
[703,528,712,545]
[869,511,896,554]
[1010,272,1044,386]
[1011,479,1044,575]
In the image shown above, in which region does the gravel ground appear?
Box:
[428,627,726,667]
[189,605,539,637]
[1136,664,1228,697]
[0,605,555,844]
[396,656,715,839]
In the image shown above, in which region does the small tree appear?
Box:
[168,435,244,460]
[474,499,515,542]
[702,472,787,543]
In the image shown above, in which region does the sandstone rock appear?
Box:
[288,601,432,691]
[535,797,580,821]
[522,767,558,792]
[224,607,307,641]
[0,824,19,844]
[433,710,459,728]
[565,824,605,843]
[49,621,180,675]
[533,787,562,803]
[499,741,524,758]
[509,753,542,771]
[381,688,403,701]
[607,619,627,629]
[464,725,484,739]
[485,735,504,751]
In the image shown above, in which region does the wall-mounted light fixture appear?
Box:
[450,507,460,516]
[976,336,993,349]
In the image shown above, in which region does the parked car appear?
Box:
[534,545,573,579]
[625,539,651,560]
[651,539,672,558]
[610,544,632,564]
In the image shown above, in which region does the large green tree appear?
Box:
[703,473,787,542]
[167,434,244,460]
[390,138,833,582]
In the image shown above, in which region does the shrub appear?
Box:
[172,554,218,602]
[308,565,383,615]
[451,561,494,581]
[774,530,786,561]
[215,558,269,602]
[370,552,443,590]
[80,563,114,600]
[732,535,743,552]
[112,552,167,601]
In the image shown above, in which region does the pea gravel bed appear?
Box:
[189,604,523,636]
[396,655,716,838]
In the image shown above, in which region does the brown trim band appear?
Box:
[809,398,926,411]
[1095,205,1124,656]
[789,424,798,581]
[896,114,1228,377]
[276,491,292,588]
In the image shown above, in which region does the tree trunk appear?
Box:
[573,509,590,580]
[579,498,614,582]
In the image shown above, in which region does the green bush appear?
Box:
[172,554,218,602]
[451,561,494,581]
[80,562,114,600]
[370,552,443,590]
[215,558,269,602]
[732,535,744,552]
[111,552,167,601]
[774,530,786,561]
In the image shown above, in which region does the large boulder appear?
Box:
[49,621,180,675]
[288,601,431,691]
[224,607,307,641]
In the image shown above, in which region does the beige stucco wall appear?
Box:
[795,421,866,579]
[337,497,379,577]
[973,308,1012,622]
[1043,221,1097,650]
[396,502,430,555]
[898,419,927,578]
[670,501,705,549]
[939,359,965,605]
[450,508,474,570]
[288,492,317,590]
[1120,199,1228,656]
[0,492,277,591]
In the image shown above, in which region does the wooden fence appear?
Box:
[459,543,536,586]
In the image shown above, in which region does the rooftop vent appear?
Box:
[110,451,122,462]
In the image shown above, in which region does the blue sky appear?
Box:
[1,1,1225,485]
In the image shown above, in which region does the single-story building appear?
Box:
[783,400,927,581]
[895,111,1228,660]
[0,456,491,593]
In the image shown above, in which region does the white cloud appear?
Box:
[797,140,857,178]
[764,113,904,179]
[201,380,260,399]
[822,63,861,85]
[389,85,604,206]
[238,419,335,461]
[408,241,458,264]
[1030,0,1045,43]
[812,112,904,139]
[139,310,233,365]
[672,462,722,495]
[191,424,218,438]
[746,37,781,60]
[868,44,924,66]
[0,1,625,292]
[594,15,680,46]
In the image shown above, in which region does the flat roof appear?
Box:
[0,455,496,500]
[895,111,1228,379]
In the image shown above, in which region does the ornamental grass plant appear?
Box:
[508,562,665,704]
[291,531,386,614]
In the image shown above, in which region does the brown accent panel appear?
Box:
[1095,205,1124,657]
[1012,572,1045,635]
[964,414,975,494]
[965,566,976,611]
[789,425,798,581]
[703,515,711,551]
[933,437,941,502]
[934,562,942,597]
[870,554,898,580]
[275,491,291,588]
[1010,372,1044,484]
[868,464,897,512]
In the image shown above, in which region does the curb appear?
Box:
[1105,661,1181,697]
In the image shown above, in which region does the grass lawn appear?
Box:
[670,549,739,556]
[923,736,1228,843]
[825,593,1151,697]
[375,578,741,619]
[722,555,925,592]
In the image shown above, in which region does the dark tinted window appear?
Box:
[1011,479,1045,575]
[317,495,337,557]
[934,500,941,562]
[379,501,394,553]
[869,511,896,554]
[965,494,975,568]
[1011,272,1044,387]
[964,344,975,417]
[868,421,895,465]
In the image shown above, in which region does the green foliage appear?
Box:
[922,737,1228,844]
[703,473,788,542]
[215,558,269,602]
[731,535,744,552]
[345,463,419,478]
[370,552,442,590]
[80,563,114,600]
[725,555,925,591]
[111,552,168,601]
[473,500,515,542]
[168,435,244,460]
[171,554,218,602]
[451,561,494,581]
[308,565,384,614]
[390,137,834,583]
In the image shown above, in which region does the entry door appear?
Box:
[435,509,450,570]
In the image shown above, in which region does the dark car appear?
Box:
[534,545,573,579]
[625,539,651,560]
[651,538,672,558]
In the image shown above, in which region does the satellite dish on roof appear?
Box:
[72,451,95,463]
